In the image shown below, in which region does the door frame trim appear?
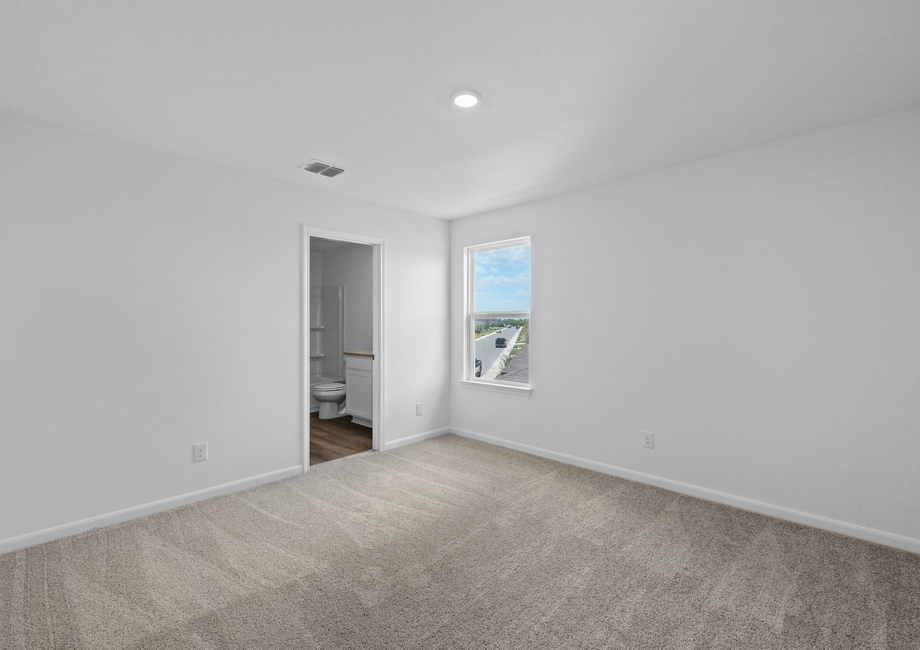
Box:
[302,225,385,470]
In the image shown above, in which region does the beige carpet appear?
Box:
[1,434,918,649]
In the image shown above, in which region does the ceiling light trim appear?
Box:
[451,90,482,108]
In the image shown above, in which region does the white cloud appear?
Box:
[475,245,530,267]
[481,298,529,310]
[477,270,530,287]
[475,265,486,274]
[490,267,499,273]
[515,289,530,297]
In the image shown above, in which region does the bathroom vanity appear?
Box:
[344,352,373,428]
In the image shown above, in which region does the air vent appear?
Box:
[299,159,347,178]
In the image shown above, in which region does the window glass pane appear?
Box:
[473,317,529,384]
[473,244,531,312]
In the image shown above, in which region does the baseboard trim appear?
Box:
[0,465,304,555]
[384,427,449,451]
[450,428,920,556]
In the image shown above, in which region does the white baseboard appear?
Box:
[384,427,449,451]
[450,428,920,556]
[0,465,304,556]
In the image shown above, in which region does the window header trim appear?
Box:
[465,236,531,255]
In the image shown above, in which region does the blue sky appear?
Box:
[474,244,531,311]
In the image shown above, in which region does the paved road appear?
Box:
[475,326,519,376]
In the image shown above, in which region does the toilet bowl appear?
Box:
[312,382,346,419]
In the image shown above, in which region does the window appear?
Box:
[463,237,531,395]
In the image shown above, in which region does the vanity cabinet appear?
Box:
[344,354,373,428]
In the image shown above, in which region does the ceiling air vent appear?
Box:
[299,159,346,178]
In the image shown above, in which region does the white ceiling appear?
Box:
[1,1,919,219]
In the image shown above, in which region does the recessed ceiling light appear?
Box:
[451,90,481,108]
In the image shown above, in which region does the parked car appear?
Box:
[495,337,507,348]
[474,358,483,377]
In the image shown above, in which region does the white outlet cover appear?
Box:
[193,443,208,462]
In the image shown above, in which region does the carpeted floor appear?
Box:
[1,434,918,649]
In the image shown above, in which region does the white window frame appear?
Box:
[459,236,532,396]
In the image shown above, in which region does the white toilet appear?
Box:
[312,381,346,419]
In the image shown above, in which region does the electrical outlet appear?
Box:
[643,432,654,449]
[193,443,208,462]
[416,402,423,416]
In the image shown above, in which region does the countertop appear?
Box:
[344,351,374,359]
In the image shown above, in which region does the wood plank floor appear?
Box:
[309,411,373,465]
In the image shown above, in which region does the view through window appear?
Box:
[468,238,531,387]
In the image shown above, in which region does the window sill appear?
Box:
[458,379,532,397]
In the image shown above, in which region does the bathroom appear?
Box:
[308,236,374,465]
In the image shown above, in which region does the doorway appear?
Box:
[302,226,384,470]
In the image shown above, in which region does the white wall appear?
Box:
[450,106,920,552]
[5,102,917,556]
[322,243,373,352]
[0,112,450,550]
